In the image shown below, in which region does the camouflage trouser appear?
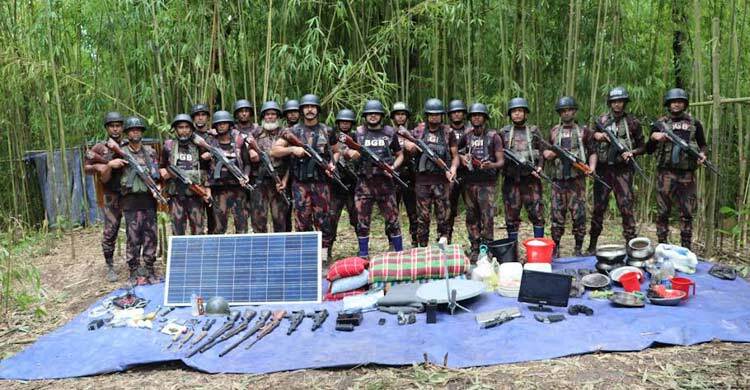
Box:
[396,178,419,245]
[206,203,215,234]
[590,165,636,241]
[331,187,357,247]
[447,179,465,243]
[101,192,122,265]
[169,195,205,236]
[502,176,545,233]
[464,182,496,253]
[250,180,290,233]
[415,181,450,246]
[211,187,249,234]
[293,181,333,248]
[656,169,697,247]
[551,177,587,242]
[124,208,157,271]
[355,176,401,238]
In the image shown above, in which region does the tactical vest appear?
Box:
[165,139,203,196]
[550,124,586,180]
[119,145,157,196]
[464,128,499,182]
[417,125,452,175]
[501,125,540,176]
[290,123,332,182]
[595,113,633,166]
[655,115,699,171]
[355,125,395,178]
[208,131,245,186]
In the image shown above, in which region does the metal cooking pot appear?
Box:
[627,237,654,260]
[596,244,627,264]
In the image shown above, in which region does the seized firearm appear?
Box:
[245,138,291,206]
[396,129,458,183]
[186,311,240,358]
[339,133,408,188]
[245,310,286,350]
[501,150,560,190]
[199,309,256,353]
[190,318,216,346]
[176,328,195,350]
[191,134,255,191]
[284,310,306,335]
[594,120,651,182]
[282,132,349,191]
[307,309,329,331]
[219,310,271,357]
[651,121,720,176]
[106,139,168,204]
[166,164,212,204]
[536,136,612,191]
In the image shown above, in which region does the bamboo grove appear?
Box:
[0,0,748,257]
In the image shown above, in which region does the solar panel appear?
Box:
[164,232,322,306]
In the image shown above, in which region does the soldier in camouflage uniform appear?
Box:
[283,99,301,128]
[114,117,161,284]
[343,100,404,258]
[249,101,291,233]
[271,94,339,254]
[191,103,214,233]
[458,103,504,261]
[587,87,646,253]
[403,98,459,246]
[647,88,708,250]
[446,100,468,244]
[390,102,419,248]
[201,110,253,234]
[329,109,358,258]
[234,99,260,136]
[500,98,546,241]
[159,114,210,236]
[543,97,597,258]
[84,111,125,282]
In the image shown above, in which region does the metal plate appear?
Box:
[164,232,322,306]
[416,279,486,304]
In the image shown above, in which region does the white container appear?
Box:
[524,262,552,273]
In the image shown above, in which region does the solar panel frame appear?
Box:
[164,231,322,306]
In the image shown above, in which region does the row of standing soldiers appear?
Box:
[85,87,710,284]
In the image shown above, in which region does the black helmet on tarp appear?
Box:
[205,296,230,315]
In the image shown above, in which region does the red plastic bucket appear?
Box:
[523,238,556,263]
[671,277,696,300]
[620,272,641,292]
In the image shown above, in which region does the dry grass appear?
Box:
[1,210,749,389]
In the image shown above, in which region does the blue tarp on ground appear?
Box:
[2,258,750,380]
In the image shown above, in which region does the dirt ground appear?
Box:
[1,211,749,389]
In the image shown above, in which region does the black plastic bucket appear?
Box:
[487,237,517,263]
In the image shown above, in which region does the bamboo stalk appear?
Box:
[705,17,720,256]
[262,0,273,102]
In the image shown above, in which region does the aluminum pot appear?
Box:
[627,237,654,260]
[595,244,627,265]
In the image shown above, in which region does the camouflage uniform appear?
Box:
[447,122,469,244]
[458,127,503,256]
[161,139,208,235]
[548,123,595,249]
[207,130,251,234]
[330,134,358,249]
[394,124,419,247]
[85,142,124,267]
[648,113,707,249]
[413,124,457,246]
[287,123,338,248]
[116,145,159,274]
[353,125,403,257]
[500,124,546,239]
[248,126,290,233]
[590,113,644,245]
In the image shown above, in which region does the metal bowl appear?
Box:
[596,261,624,274]
[609,291,645,307]
[596,244,627,265]
[581,273,611,289]
[648,289,687,306]
[627,237,655,260]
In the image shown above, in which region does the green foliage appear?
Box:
[0,219,48,319]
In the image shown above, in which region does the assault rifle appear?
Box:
[651,121,720,176]
[106,139,168,204]
[396,129,458,183]
[339,133,408,188]
[219,310,271,357]
[282,132,349,191]
[198,309,256,353]
[166,164,212,204]
[186,311,240,358]
[502,149,560,190]
[191,134,255,191]
[536,136,612,191]
[594,120,651,182]
[245,310,286,350]
[245,138,291,206]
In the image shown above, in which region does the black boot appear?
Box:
[145,265,160,285]
[585,236,598,256]
[574,239,584,257]
[552,240,560,259]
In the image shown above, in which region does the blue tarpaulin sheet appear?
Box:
[2,258,750,380]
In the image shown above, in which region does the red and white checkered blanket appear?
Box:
[368,244,469,284]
